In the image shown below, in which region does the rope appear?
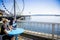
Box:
[1,0,13,16]
[1,0,25,16]
[20,0,25,14]
[15,0,25,14]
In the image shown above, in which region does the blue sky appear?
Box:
[0,0,60,15]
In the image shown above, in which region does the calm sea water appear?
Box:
[17,16,60,35]
[31,16,60,23]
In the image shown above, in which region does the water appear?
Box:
[31,16,60,23]
[17,16,60,35]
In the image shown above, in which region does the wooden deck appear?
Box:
[24,30,60,40]
[17,33,52,40]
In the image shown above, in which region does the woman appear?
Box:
[9,18,17,29]
[1,18,14,40]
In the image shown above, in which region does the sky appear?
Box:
[0,0,60,15]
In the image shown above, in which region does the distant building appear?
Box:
[0,9,8,21]
[0,9,9,17]
[0,9,4,16]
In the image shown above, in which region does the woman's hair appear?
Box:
[2,18,9,23]
[3,20,6,23]
[2,19,7,23]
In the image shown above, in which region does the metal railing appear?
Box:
[17,20,60,40]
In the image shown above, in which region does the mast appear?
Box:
[14,0,16,19]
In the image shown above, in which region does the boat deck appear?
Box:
[19,33,52,40]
